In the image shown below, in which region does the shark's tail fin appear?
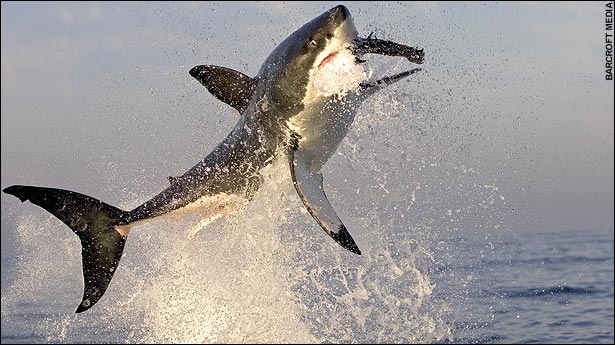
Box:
[3,185,129,313]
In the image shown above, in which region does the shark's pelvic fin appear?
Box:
[189,65,255,114]
[288,139,361,255]
[2,185,128,313]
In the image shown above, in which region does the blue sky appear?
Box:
[1,2,613,256]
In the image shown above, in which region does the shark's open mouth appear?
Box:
[318,51,340,68]
[312,48,371,96]
[312,34,425,97]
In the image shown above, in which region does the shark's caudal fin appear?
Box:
[2,185,129,313]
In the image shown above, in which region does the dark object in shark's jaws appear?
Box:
[2,4,425,313]
[352,33,425,64]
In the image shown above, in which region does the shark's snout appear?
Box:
[330,5,350,21]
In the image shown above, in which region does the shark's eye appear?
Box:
[309,39,317,46]
[326,33,334,39]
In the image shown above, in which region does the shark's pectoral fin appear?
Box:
[288,142,361,255]
[189,65,255,114]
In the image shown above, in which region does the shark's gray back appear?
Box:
[127,110,276,222]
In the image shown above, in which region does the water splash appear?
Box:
[0,52,514,341]
[0,36,511,345]
[313,47,372,96]
[1,156,450,343]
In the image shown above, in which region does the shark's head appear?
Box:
[256,5,362,115]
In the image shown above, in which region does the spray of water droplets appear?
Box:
[1,153,452,343]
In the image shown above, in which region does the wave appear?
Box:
[431,255,611,274]
[489,285,599,299]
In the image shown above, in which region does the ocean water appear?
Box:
[432,228,614,344]
[1,157,613,343]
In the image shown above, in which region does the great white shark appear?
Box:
[3,5,424,312]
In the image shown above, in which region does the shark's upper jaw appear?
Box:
[305,9,366,98]
[313,6,358,70]
[270,4,355,65]
[253,5,361,113]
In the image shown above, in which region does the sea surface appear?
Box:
[1,205,613,344]
[432,228,614,344]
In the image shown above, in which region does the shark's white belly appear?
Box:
[288,42,367,173]
[116,193,248,236]
[288,92,361,172]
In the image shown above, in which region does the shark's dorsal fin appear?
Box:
[288,135,361,255]
[189,65,255,114]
